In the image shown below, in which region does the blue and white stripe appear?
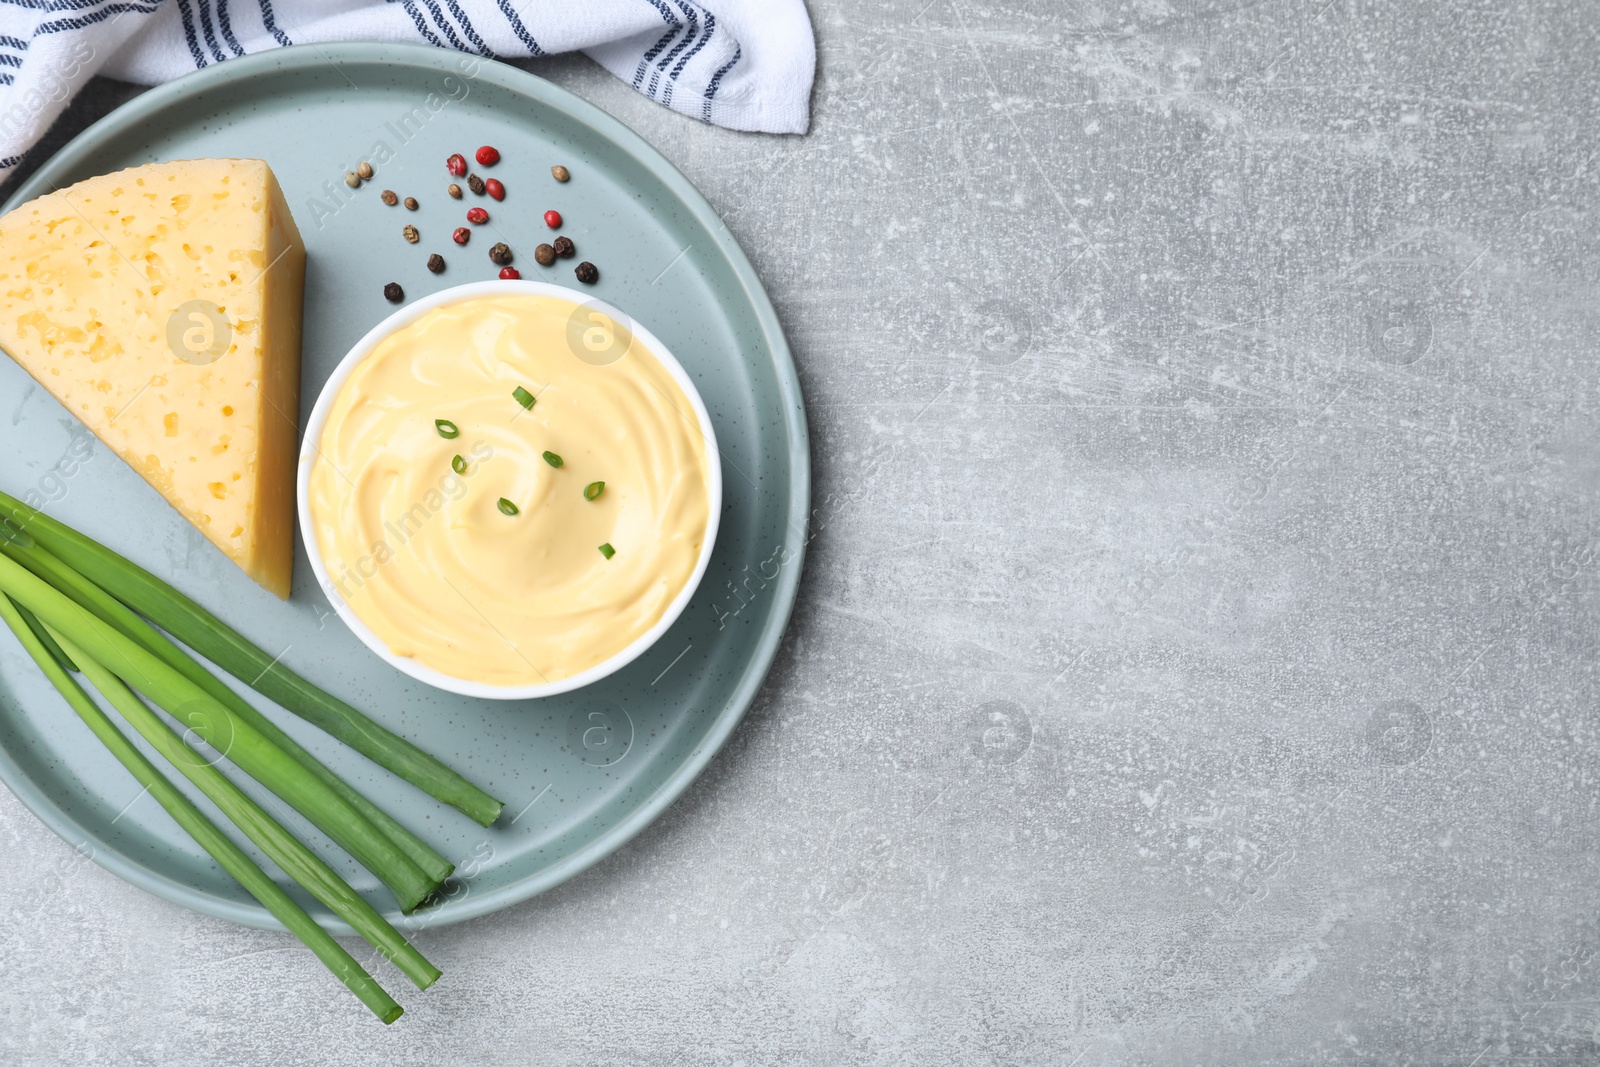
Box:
[0,0,812,173]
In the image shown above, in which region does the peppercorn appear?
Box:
[403,196,418,211]
[383,282,403,302]
[499,267,521,280]
[446,153,467,176]
[427,253,445,273]
[466,206,489,225]
[402,224,419,243]
[344,171,361,188]
[489,242,512,266]
[552,236,575,258]
[533,243,556,266]
[357,161,374,180]
[575,261,599,284]
[452,227,470,245]
[485,178,505,201]
[543,209,562,229]
[467,174,486,196]
[476,145,500,166]
[551,165,570,182]
[380,189,398,206]
[448,183,463,199]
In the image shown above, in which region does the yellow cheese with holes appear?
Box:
[0,159,306,597]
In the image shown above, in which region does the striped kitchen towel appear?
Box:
[0,0,816,174]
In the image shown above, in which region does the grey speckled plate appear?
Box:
[0,44,807,933]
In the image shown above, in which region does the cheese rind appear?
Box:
[0,158,306,597]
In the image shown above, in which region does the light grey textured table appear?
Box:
[4,3,1599,1063]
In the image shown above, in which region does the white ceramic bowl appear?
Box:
[296,281,722,700]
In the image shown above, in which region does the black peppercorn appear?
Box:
[552,236,575,259]
[489,242,513,266]
[575,261,598,284]
[467,174,486,195]
[383,282,404,302]
[427,253,445,273]
[533,243,556,266]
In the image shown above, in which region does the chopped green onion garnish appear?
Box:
[584,481,605,501]
[451,455,467,475]
[497,498,520,516]
[598,543,615,559]
[435,419,460,439]
[542,451,564,468]
[512,386,536,410]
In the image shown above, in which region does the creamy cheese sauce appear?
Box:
[307,293,711,686]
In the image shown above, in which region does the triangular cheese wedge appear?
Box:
[0,159,306,597]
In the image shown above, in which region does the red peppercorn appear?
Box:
[543,209,562,229]
[485,178,505,201]
[452,227,470,245]
[499,267,521,280]
[476,145,500,167]
[446,153,467,177]
[466,207,489,224]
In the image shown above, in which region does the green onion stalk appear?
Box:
[0,528,454,886]
[50,624,442,992]
[0,594,408,1022]
[0,550,439,913]
[0,488,503,826]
